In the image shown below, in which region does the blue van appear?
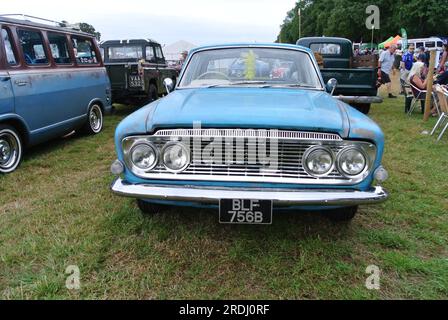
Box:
[0,15,111,173]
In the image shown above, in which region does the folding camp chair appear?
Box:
[431,85,448,141]
[407,83,440,116]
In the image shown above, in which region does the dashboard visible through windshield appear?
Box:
[178,47,323,89]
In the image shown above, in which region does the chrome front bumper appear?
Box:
[111,178,388,206]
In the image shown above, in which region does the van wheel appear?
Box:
[148,84,158,103]
[0,125,23,173]
[137,199,169,215]
[324,206,358,222]
[352,104,371,115]
[82,104,103,135]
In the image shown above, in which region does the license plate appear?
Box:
[129,75,143,87]
[219,199,273,225]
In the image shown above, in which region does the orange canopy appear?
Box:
[383,35,401,48]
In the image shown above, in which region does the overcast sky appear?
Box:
[1,0,296,46]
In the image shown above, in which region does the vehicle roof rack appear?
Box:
[0,14,81,31]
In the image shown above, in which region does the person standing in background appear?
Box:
[400,45,415,83]
[437,43,448,73]
[378,44,398,98]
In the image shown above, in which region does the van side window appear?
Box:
[17,29,49,65]
[48,32,71,64]
[71,36,97,64]
[1,28,17,65]
[146,46,155,62]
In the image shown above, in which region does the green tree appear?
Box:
[78,22,101,41]
[278,0,448,44]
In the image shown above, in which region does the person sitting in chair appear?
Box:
[407,61,438,116]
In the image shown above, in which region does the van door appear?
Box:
[0,71,14,115]
[0,27,16,116]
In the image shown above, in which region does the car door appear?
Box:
[0,27,16,117]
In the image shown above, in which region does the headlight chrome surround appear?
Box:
[336,146,368,178]
[302,146,335,177]
[130,142,159,171]
[161,142,191,173]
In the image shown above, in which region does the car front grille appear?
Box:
[124,129,375,185]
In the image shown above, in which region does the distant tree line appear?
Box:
[277,0,447,44]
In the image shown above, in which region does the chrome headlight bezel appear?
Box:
[302,146,335,178]
[336,146,369,178]
[122,137,160,176]
[161,142,191,173]
[130,142,159,171]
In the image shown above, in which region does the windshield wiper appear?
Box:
[206,81,270,88]
[285,83,318,88]
[229,81,269,85]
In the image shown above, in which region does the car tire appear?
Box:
[82,103,104,135]
[352,103,371,115]
[137,199,169,215]
[147,83,158,103]
[0,124,23,174]
[324,206,358,222]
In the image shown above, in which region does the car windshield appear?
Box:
[178,47,322,89]
[108,46,143,60]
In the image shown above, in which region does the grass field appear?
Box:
[1,89,447,299]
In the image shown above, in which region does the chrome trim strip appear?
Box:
[153,129,342,141]
[111,178,388,206]
[335,96,383,104]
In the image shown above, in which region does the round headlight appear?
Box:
[337,147,367,176]
[130,143,158,171]
[162,142,190,172]
[303,147,334,177]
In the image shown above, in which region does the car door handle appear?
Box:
[1,76,11,82]
[15,80,28,86]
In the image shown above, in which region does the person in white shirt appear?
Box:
[378,44,398,98]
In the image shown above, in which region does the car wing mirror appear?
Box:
[326,78,338,95]
[163,78,174,93]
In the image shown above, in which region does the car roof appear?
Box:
[100,39,160,46]
[188,43,313,55]
[297,37,352,45]
[0,16,95,38]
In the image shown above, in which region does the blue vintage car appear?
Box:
[111,43,389,223]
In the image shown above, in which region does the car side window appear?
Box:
[71,36,98,64]
[48,32,72,64]
[17,29,49,65]
[146,46,155,62]
[1,28,18,65]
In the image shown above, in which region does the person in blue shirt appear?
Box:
[400,45,415,82]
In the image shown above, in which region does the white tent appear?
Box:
[163,40,197,61]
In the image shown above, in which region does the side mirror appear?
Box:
[326,78,338,95]
[163,78,174,93]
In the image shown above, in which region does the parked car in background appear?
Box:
[110,43,389,223]
[297,37,383,114]
[100,39,178,105]
[0,15,111,173]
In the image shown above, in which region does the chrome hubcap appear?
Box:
[0,139,11,164]
[90,106,102,132]
[0,132,19,169]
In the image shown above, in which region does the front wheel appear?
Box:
[352,103,371,115]
[323,206,358,222]
[137,199,170,216]
[147,83,158,104]
[0,125,23,174]
[82,104,103,135]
